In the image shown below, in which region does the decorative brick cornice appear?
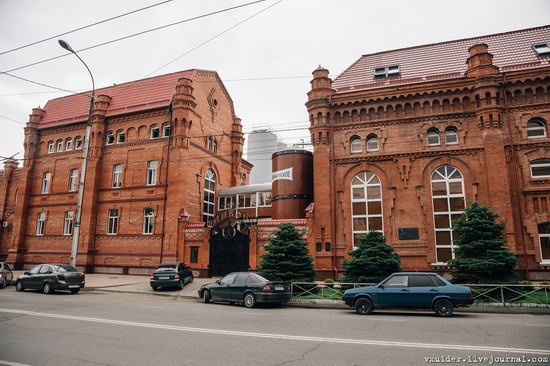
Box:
[95,234,162,241]
[333,112,475,130]
[107,109,169,124]
[334,147,484,164]
[104,137,169,150]
[36,149,82,159]
[39,124,85,136]
[25,235,71,240]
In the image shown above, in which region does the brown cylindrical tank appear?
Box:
[271,149,313,219]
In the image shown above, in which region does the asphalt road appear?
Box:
[0,287,549,366]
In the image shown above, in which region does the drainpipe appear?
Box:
[502,73,529,279]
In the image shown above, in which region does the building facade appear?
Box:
[306,26,550,280]
[2,26,550,280]
[0,69,253,275]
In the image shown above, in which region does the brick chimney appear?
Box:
[465,43,499,78]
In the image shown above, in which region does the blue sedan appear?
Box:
[342,272,473,317]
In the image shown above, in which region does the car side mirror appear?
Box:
[378,284,384,289]
[216,279,221,284]
[24,271,30,276]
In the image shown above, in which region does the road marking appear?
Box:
[0,361,33,366]
[525,324,550,327]
[0,308,548,355]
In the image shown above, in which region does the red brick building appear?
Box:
[306,25,550,280]
[2,26,550,280]
[0,69,254,275]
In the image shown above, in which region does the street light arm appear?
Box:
[72,52,95,98]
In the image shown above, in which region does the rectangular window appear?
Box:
[190,246,199,263]
[259,192,272,207]
[36,212,46,236]
[63,211,74,236]
[112,164,123,188]
[531,162,550,178]
[147,161,158,186]
[533,43,550,57]
[68,169,78,192]
[41,172,51,194]
[143,208,154,234]
[374,65,400,79]
[107,209,119,235]
[325,242,331,252]
[316,242,322,252]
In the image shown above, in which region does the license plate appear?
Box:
[275,286,285,291]
[68,285,80,288]
[159,276,169,280]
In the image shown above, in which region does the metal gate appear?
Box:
[208,229,250,277]
[208,209,254,277]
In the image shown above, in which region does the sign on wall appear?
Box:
[272,167,293,182]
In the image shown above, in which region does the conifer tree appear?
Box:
[342,231,401,283]
[259,223,315,282]
[448,202,517,283]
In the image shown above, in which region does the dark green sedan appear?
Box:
[150,262,194,290]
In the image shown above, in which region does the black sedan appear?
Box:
[198,272,291,308]
[150,262,194,290]
[15,264,85,294]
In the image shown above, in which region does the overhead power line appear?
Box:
[3,0,269,74]
[0,0,175,56]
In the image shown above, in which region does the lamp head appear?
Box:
[58,39,74,53]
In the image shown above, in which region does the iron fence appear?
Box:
[290,282,550,305]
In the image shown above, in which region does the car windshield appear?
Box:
[255,273,282,282]
[54,265,77,273]
[157,264,177,269]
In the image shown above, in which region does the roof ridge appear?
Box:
[359,24,550,59]
[45,68,197,103]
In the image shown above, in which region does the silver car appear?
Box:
[0,262,14,288]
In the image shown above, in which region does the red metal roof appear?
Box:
[332,25,550,93]
[38,69,196,129]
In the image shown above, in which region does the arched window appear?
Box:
[106,131,114,145]
[203,169,216,227]
[445,127,458,145]
[75,136,83,149]
[431,165,465,263]
[537,222,550,263]
[162,123,171,137]
[56,139,64,152]
[350,136,362,153]
[527,119,547,138]
[351,171,383,248]
[65,138,73,151]
[530,159,550,178]
[150,124,160,139]
[367,134,379,151]
[427,128,440,146]
[47,141,54,153]
[116,129,125,144]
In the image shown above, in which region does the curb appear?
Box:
[85,288,550,314]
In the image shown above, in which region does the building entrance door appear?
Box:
[208,210,254,277]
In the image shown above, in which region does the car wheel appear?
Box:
[354,298,374,315]
[15,281,24,292]
[0,279,5,289]
[243,293,256,308]
[178,280,184,290]
[70,288,80,294]
[43,282,53,294]
[203,290,211,303]
[189,276,194,283]
[434,299,454,317]
[152,286,159,291]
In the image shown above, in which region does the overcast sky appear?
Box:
[1,0,549,163]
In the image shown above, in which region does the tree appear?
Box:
[448,202,517,283]
[259,223,315,282]
[342,231,401,283]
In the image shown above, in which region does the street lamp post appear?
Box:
[59,39,95,269]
